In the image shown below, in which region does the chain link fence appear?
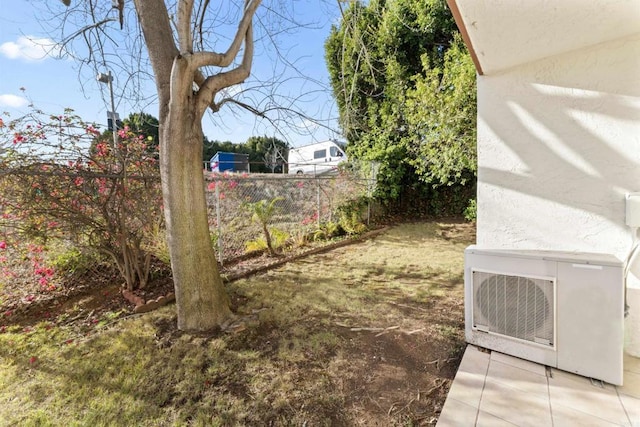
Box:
[205,163,378,263]
[0,163,378,266]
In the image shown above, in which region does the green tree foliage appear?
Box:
[202,138,238,163]
[123,112,159,147]
[245,197,283,256]
[406,35,477,186]
[325,0,476,211]
[245,136,288,173]
[203,135,288,173]
[92,112,160,157]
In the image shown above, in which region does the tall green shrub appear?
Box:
[325,0,477,214]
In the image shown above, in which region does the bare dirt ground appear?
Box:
[0,220,475,426]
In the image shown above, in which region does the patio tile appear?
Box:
[551,368,617,392]
[444,346,490,409]
[618,393,640,425]
[446,369,487,409]
[490,351,547,376]
[551,403,626,427]
[479,377,552,427]
[476,410,518,426]
[436,397,478,427]
[459,345,491,375]
[618,370,640,399]
[486,359,548,397]
[548,369,629,425]
[440,345,639,427]
[624,352,640,375]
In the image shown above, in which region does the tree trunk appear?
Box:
[133,0,259,331]
[262,223,275,256]
[160,57,232,331]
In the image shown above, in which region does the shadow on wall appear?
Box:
[477,33,640,254]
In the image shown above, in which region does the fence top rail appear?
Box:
[204,173,374,183]
[0,169,157,180]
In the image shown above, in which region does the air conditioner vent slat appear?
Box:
[472,270,554,348]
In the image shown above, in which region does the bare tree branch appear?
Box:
[177,0,195,53]
[59,18,115,52]
[196,0,211,49]
[132,0,179,116]
[43,0,340,144]
[216,97,337,135]
[116,0,125,29]
[196,1,256,117]
[190,0,261,69]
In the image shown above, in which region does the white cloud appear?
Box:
[0,36,59,61]
[0,94,29,108]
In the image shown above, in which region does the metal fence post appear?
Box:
[367,178,373,226]
[215,178,223,266]
[316,176,321,227]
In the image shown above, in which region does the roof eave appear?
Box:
[446,0,484,76]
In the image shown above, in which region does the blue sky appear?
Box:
[0,0,342,146]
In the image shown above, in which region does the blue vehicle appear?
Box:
[210,152,249,173]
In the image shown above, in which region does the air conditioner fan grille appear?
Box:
[472,271,554,347]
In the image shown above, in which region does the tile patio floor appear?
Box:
[437,345,640,426]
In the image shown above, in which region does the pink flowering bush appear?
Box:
[0,109,162,290]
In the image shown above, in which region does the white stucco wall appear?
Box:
[476,33,640,355]
[477,33,640,260]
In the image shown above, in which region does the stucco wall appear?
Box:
[477,33,640,260]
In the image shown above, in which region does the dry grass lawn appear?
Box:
[0,220,475,426]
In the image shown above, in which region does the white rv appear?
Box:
[287,140,347,175]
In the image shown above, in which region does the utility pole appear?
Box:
[97,71,119,149]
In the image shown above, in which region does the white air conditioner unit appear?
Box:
[465,246,624,385]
